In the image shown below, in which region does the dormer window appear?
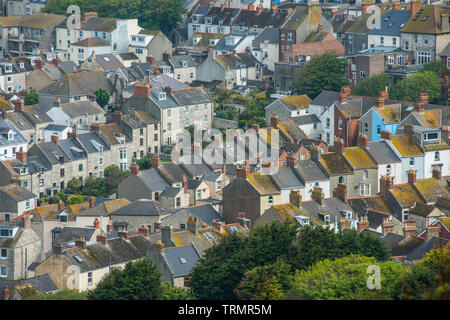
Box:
[59,212,68,223]
[182,60,188,68]
[206,17,212,24]
[8,132,13,140]
[19,167,28,175]
[324,215,330,226]
[0,228,13,237]
[158,92,166,100]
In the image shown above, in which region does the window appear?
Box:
[135,48,143,54]
[216,180,222,191]
[393,38,397,46]
[338,176,344,184]
[380,36,384,45]
[60,168,65,177]
[288,33,293,41]
[120,148,127,160]
[1,248,7,258]
[409,158,414,166]
[0,266,6,277]
[197,190,201,199]
[360,183,371,196]
[268,195,273,205]
[386,164,391,175]
[176,197,181,207]
[403,210,409,222]
[79,164,83,171]
[360,71,366,79]
[88,272,93,284]
[167,109,172,118]
[338,119,343,129]
[414,34,418,44]
[167,123,172,132]
[326,118,330,128]
[417,51,431,64]
[184,118,190,126]
[364,123,368,134]
[203,114,208,123]
[404,40,409,50]
[377,125,381,135]
[435,151,440,161]
[424,132,439,141]
[363,170,368,179]
[59,214,68,223]
[39,179,44,187]
[25,201,30,209]
[140,138,144,146]
[99,158,103,165]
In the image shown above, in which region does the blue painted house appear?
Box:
[359,102,402,141]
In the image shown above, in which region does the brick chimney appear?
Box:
[290,190,302,208]
[382,216,394,235]
[380,175,393,196]
[90,197,96,209]
[11,99,24,112]
[394,0,402,11]
[286,153,297,167]
[106,220,113,233]
[154,218,162,233]
[221,164,226,177]
[403,220,417,238]
[161,225,173,247]
[22,213,30,229]
[248,3,254,11]
[112,110,122,124]
[312,186,325,205]
[67,128,77,140]
[341,85,351,95]
[237,212,250,229]
[333,183,348,203]
[272,4,278,14]
[426,225,440,240]
[51,134,59,144]
[182,175,188,194]
[3,286,10,300]
[410,0,421,17]
[339,218,351,232]
[35,59,43,69]
[432,165,441,181]
[53,243,64,255]
[380,130,391,140]
[97,235,108,245]
[408,170,417,185]
[339,93,347,103]
[93,218,100,230]
[118,231,129,239]
[357,216,370,232]
[146,55,155,65]
[417,92,428,105]
[256,4,263,14]
[357,133,368,148]
[376,97,384,108]
[53,97,61,108]
[134,82,150,98]
[75,237,87,249]
[415,102,424,113]
[138,224,150,238]
[236,162,249,180]
[130,162,139,175]
[187,216,198,235]
[16,150,26,162]
[90,123,101,132]
[334,137,345,153]
[212,219,225,233]
[153,68,161,76]
[270,113,278,128]
[379,90,388,100]
[58,200,65,211]
[310,145,321,161]
[151,155,160,168]
[82,11,98,22]
[317,24,323,33]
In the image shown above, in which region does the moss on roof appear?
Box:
[441,217,450,230]
[320,152,353,175]
[376,104,401,123]
[401,5,450,34]
[343,146,377,169]
[390,184,424,208]
[414,178,449,203]
[0,99,13,112]
[423,140,450,151]
[391,135,423,157]
[415,109,441,128]
[247,173,280,195]
[281,95,312,110]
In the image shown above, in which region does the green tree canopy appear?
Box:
[137,155,152,170]
[160,282,196,300]
[390,71,442,104]
[66,194,86,205]
[24,89,38,105]
[27,289,89,300]
[95,88,110,108]
[295,52,349,99]
[89,258,163,300]
[104,165,130,194]
[352,73,393,97]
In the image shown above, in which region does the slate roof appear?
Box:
[271,166,304,189]
[165,204,223,227]
[44,124,67,132]
[110,199,172,216]
[169,55,197,69]
[0,183,36,202]
[53,227,96,244]
[295,160,328,182]
[368,10,411,37]
[58,61,78,74]
[310,90,340,107]
[215,52,260,70]
[367,140,401,164]
[401,5,450,34]
[161,187,183,197]
[300,197,354,223]
[0,13,65,29]
[320,152,353,175]
[157,162,190,185]
[232,9,288,28]
[164,244,201,277]
[0,119,28,147]
[291,114,320,125]
[171,87,213,106]
[71,37,110,47]
[135,168,170,192]
[406,237,449,261]
[79,17,119,32]
[92,53,124,71]
[199,6,240,25]
[253,27,279,44]
[0,275,58,295]
[76,132,111,154]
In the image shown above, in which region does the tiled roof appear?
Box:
[413,178,449,204]
[390,184,424,208]
[390,134,423,157]
[0,13,65,29]
[401,5,450,34]
[288,33,345,57]
[320,152,353,175]
[343,146,377,169]
[0,183,36,202]
[280,94,311,110]
[71,37,110,47]
[247,173,280,195]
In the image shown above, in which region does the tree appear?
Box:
[27,289,89,300]
[66,194,86,205]
[352,73,393,97]
[295,52,349,99]
[24,89,38,105]
[390,71,442,104]
[95,88,110,108]
[89,258,163,300]
[288,255,410,300]
[137,155,152,170]
[104,165,130,194]
[160,282,196,300]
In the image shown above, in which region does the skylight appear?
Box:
[179,257,187,264]
[74,255,84,263]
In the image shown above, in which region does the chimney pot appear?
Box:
[289,190,302,208]
[408,170,417,185]
[152,155,160,168]
[75,237,87,249]
[93,218,100,230]
[130,162,140,175]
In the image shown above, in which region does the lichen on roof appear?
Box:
[390,184,424,208]
[376,104,401,123]
[247,173,280,195]
[415,109,441,128]
[344,146,377,169]
[414,178,449,203]
[320,152,353,175]
[391,135,423,157]
[281,95,311,110]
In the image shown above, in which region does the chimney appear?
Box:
[339,218,351,232]
[106,220,113,233]
[362,0,375,14]
[286,153,297,167]
[404,124,414,136]
[35,59,43,69]
[93,218,100,230]
[379,90,388,100]
[312,187,325,205]
[339,93,347,103]
[357,216,370,232]
[146,55,155,65]
[134,82,150,99]
[290,190,302,208]
[50,134,59,144]
[237,212,250,229]
[90,197,96,209]
[22,213,31,229]
[117,231,129,239]
[418,92,428,105]
[357,133,368,148]
[2,111,6,119]
[415,102,425,113]
[113,110,122,124]
[376,97,384,108]
[97,235,108,245]
[182,175,188,194]
[310,145,321,161]
[130,162,140,175]
[53,243,64,255]
[53,97,61,108]
[380,175,393,196]
[394,0,402,11]
[155,240,164,254]
[403,220,417,238]
[138,224,150,238]
[382,216,394,235]
[11,99,24,112]
[251,123,259,133]
[154,218,162,233]
[221,164,226,177]
[236,163,249,180]
[272,4,278,14]
[90,123,101,132]
[212,219,225,233]
[58,200,64,211]
[67,128,77,140]
[187,216,198,235]
[82,11,98,22]
[410,0,421,18]
[221,3,227,8]
[162,52,170,63]
[15,150,26,162]
[334,138,345,153]
[426,225,440,240]
[152,155,160,168]
[270,113,279,128]
[161,225,173,247]
[256,4,263,14]
[248,3,254,11]
[333,183,348,203]
[341,85,351,95]
[408,170,417,185]
[432,165,441,181]
[317,24,323,33]
[441,14,449,32]
[164,85,172,95]
[380,130,391,140]
[75,237,87,249]
[153,68,161,76]
[3,286,10,301]
[208,48,215,59]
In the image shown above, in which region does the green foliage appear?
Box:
[95,88,110,108]
[89,258,163,300]
[288,255,409,300]
[390,71,442,104]
[420,60,448,78]
[295,52,349,99]
[104,165,130,195]
[27,289,89,300]
[66,194,86,205]
[352,73,393,97]
[24,89,38,105]
[160,282,196,300]
[43,0,186,35]
[137,155,152,170]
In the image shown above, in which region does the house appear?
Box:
[308,90,340,146]
[388,133,425,183]
[79,52,125,75]
[0,117,28,161]
[0,213,41,280]
[409,203,447,234]
[367,139,402,189]
[424,217,450,240]
[197,50,263,89]
[70,38,112,65]
[0,13,66,58]
[187,6,240,39]
[129,30,174,62]
[186,178,210,206]
[164,54,197,84]
[42,124,70,143]
[0,274,58,300]
[251,27,280,72]
[273,61,303,96]
[35,234,151,291]
[3,0,47,16]
[25,60,64,93]
[265,94,312,125]
[230,5,289,36]
[400,4,450,63]
[201,165,229,200]
[0,59,26,94]
[162,204,224,230]
[214,33,255,56]
[0,183,36,216]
